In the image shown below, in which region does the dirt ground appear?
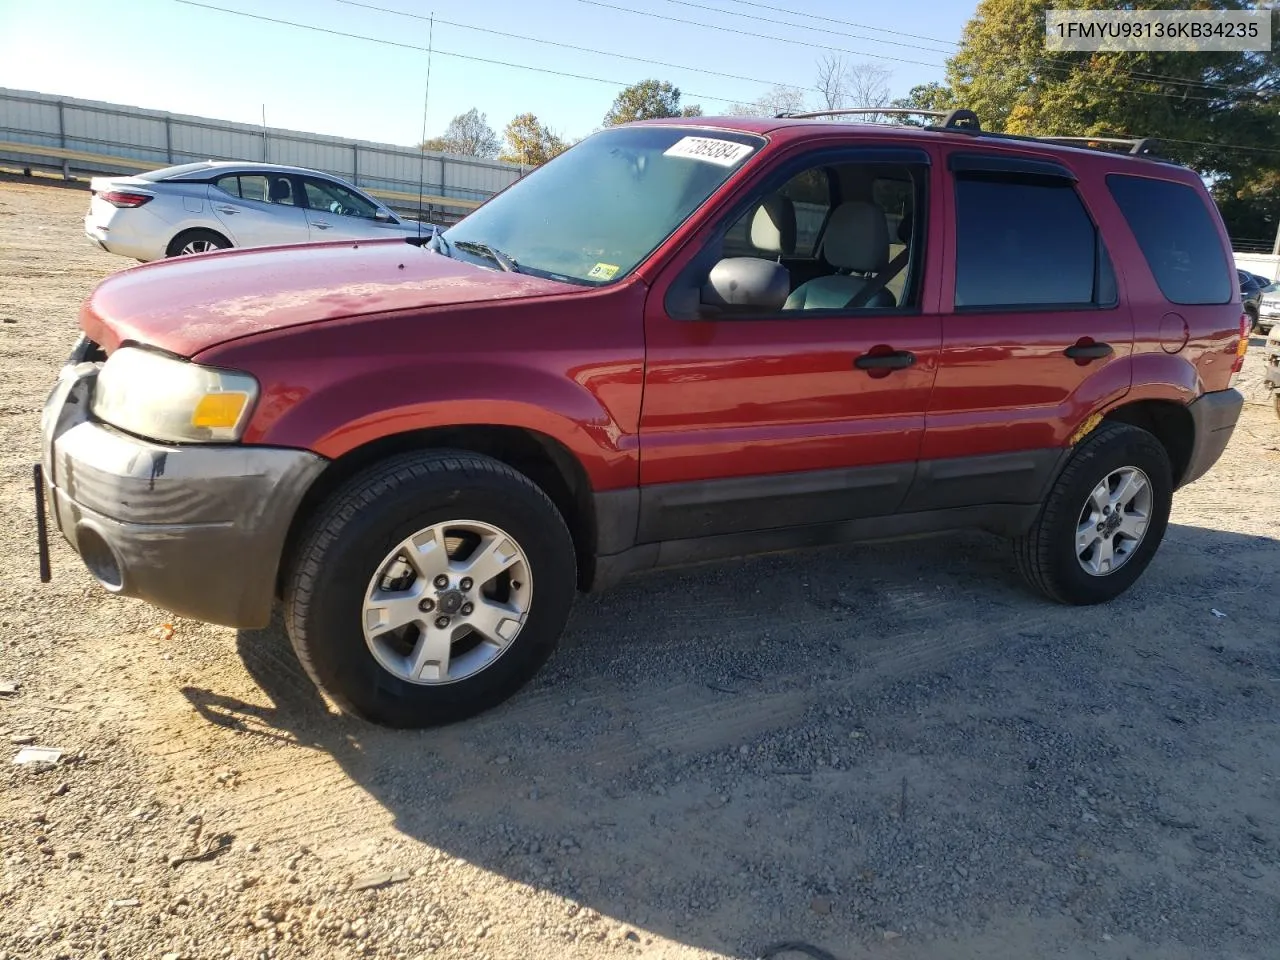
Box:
[1,176,1279,960]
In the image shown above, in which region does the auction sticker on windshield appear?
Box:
[663,136,754,167]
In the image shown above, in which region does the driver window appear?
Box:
[696,159,926,318]
[302,178,378,219]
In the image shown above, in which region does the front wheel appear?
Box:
[1014,421,1173,605]
[283,451,577,728]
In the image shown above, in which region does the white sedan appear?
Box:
[84,160,437,262]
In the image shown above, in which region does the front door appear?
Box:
[638,147,943,543]
[299,175,403,242]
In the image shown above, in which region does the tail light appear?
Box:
[99,191,153,208]
[1231,311,1249,374]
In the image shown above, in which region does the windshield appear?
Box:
[441,125,765,285]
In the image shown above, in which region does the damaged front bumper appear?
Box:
[39,357,326,628]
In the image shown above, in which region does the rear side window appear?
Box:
[954,173,1115,309]
[1107,174,1231,305]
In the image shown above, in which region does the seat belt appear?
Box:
[844,247,910,310]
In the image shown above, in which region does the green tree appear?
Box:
[421,108,500,159]
[603,80,701,126]
[499,113,568,166]
[924,0,1280,242]
[889,82,954,124]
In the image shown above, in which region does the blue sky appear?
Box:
[0,0,973,146]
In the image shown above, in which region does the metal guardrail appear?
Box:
[0,87,526,218]
[0,140,484,212]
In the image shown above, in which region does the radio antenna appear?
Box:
[416,12,434,241]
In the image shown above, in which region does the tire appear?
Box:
[165,228,231,258]
[1014,421,1172,605]
[1246,304,1259,332]
[283,450,577,728]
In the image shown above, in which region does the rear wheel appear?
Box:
[166,228,231,257]
[283,451,577,728]
[1014,422,1172,605]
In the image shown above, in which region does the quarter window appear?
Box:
[1106,174,1232,305]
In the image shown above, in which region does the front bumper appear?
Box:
[1180,387,1244,488]
[41,362,326,628]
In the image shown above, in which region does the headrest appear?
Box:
[823,201,890,273]
[269,177,291,202]
[750,195,796,256]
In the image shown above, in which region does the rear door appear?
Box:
[909,151,1133,511]
[207,172,311,248]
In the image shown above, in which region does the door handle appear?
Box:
[312,221,331,230]
[1063,340,1113,361]
[215,206,237,214]
[854,350,916,371]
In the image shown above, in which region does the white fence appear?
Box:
[0,87,527,221]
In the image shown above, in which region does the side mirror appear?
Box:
[701,257,789,313]
[374,209,393,222]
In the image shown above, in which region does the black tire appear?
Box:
[165,228,231,258]
[283,450,577,728]
[1014,421,1172,605]
[1246,303,1260,332]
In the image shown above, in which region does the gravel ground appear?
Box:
[2,176,1279,960]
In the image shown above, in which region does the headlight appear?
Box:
[90,346,259,443]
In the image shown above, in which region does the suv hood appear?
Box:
[81,238,576,357]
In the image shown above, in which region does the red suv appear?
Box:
[38,111,1248,727]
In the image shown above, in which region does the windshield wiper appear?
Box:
[453,240,519,273]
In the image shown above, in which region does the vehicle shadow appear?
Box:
[183,520,1280,957]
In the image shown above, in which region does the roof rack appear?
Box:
[1036,135,1159,156]
[778,107,982,131]
[773,106,1171,162]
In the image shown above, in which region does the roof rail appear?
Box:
[1036,135,1160,156]
[771,108,1169,162]
[777,107,982,131]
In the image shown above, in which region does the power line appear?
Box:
[334,0,821,95]
[170,0,748,104]
[709,0,959,49]
[1159,137,1280,155]
[574,0,1268,104]
[650,0,957,56]
[572,0,950,70]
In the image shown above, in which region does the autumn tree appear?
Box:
[604,80,701,126]
[422,108,500,158]
[500,113,567,166]
[915,0,1280,242]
